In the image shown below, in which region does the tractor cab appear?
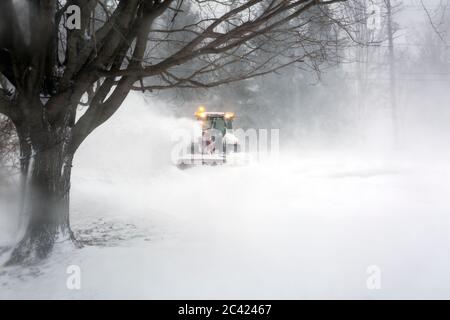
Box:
[194,106,235,136]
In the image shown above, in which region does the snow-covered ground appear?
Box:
[1,93,450,299]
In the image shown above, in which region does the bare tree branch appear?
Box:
[420,0,447,43]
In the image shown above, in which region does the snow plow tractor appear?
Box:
[176,106,245,169]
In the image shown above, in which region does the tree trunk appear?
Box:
[386,0,398,140]
[6,124,77,265]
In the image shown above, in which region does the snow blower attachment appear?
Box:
[176,106,244,169]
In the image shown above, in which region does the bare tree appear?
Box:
[385,0,398,137]
[0,0,352,264]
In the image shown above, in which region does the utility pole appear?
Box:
[386,0,398,141]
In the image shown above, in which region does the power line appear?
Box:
[346,77,450,82]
